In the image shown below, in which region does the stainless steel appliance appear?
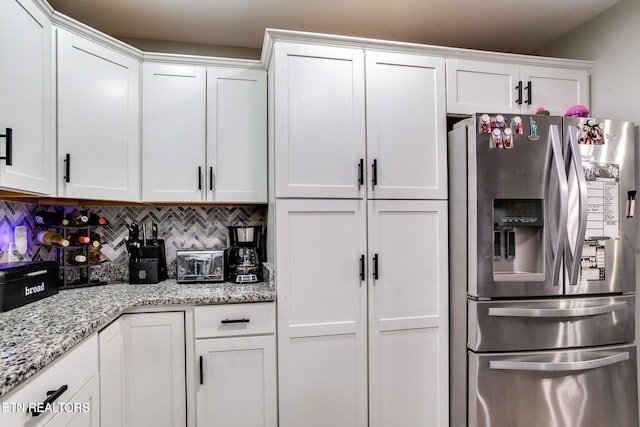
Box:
[449,113,638,427]
[176,249,225,283]
[227,225,263,283]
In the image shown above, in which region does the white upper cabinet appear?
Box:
[273,43,366,199]
[206,67,266,203]
[142,63,207,202]
[272,42,447,200]
[0,0,54,195]
[142,63,267,203]
[57,28,140,201]
[365,51,447,200]
[446,59,589,116]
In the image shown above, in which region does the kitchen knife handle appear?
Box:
[199,356,204,385]
[209,166,213,191]
[64,153,71,183]
[515,81,523,105]
[31,384,68,416]
[358,159,364,189]
[373,253,379,280]
[525,81,532,105]
[372,159,378,188]
[0,128,12,165]
[198,166,202,190]
[359,254,365,281]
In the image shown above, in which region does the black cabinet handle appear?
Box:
[198,166,202,190]
[199,356,204,385]
[209,166,213,191]
[372,159,378,188]
[0,128,12,166]
[373,253,379,280]
[64,153,71,183]
[515,81,523,105]
[525,81,532,105]
[358,159,364,189]
[31,384,68,416]
[221,318,250,324]
[359,254,365,281]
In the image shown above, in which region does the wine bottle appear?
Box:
[66,211,89,227]
[36,231,69,247]
[66,251,87,265]
[34,211,69,226]
[89,232,101,248]
[66,233,91,246]
[88,248,105,263]
[88,213,108,226]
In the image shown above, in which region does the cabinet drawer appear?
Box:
[0,334,98,426]
[194,302,275,338]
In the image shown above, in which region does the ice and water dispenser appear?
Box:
[492,199,545,281]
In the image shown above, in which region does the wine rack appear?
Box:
[36,210,108,290]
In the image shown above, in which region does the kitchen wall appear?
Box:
[538,0,640,124]
[0,200,266,282]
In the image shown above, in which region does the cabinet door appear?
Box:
[99,318,125,427]
[206,67,267,202]
[142,63,206,202]
[274,43,366,198]
[0,0,53,194]
[43,373,100,427]
[276,199,368,427]
[366,51,447,199]
[520,65,589,115]
[367,200,449,427]
[57,28,140,201]
[446,59,521,115]
[122,312,186,427]
[196,336,277,427]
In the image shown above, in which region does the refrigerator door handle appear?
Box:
[488,301,627,318]
[549,125,568,286]
[490,352,629,372]
[566,126,589,286]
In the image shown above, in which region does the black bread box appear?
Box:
[0,261,60,312]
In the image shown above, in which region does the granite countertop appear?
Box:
[0,277,275,399]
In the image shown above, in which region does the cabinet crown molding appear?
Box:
[261,28,594,72]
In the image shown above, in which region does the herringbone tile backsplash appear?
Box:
[0,200,266,282]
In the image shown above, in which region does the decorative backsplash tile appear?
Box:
[0,200,267,282]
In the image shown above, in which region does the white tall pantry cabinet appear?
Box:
[267,32,449,427]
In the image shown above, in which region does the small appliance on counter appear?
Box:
[0,261,60,312]
[176,249,225,283]
[227,225,263,283]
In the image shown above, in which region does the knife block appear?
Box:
[129,240,168,284]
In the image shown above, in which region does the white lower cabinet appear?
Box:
[0,335,99,427]
[43,373,100,427]
[275,199,448,427]
[194,303,277,427]
[99,311,186,427]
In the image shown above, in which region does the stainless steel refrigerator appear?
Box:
[449,113,638,427]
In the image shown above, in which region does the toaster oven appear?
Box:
[176,249,225,283]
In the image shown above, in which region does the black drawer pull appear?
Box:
[31,384,68,416]
[221,318,250,324]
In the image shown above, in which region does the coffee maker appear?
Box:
[227,225,263,283]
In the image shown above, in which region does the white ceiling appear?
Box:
[47,0,620,57]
